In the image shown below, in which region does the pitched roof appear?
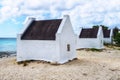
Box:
[21,19,62,40]
[79,27,99,38]
[103,29,110,38]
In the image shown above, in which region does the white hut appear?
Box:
[17,15,77,64]
[103,29,113,44]
[77,27,104,49]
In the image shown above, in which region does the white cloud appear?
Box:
[0,0,120,29]
[22,0,50,10]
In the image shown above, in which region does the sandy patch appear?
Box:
[0,47,120,80]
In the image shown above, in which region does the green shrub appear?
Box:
[114,33,120,47]
[89,48,102,52]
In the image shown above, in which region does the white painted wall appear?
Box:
[77,38,103,49]
[104,38,112,44]
[17,34,60,62]
[97,27,104,48]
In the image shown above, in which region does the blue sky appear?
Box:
[0,0,120,37]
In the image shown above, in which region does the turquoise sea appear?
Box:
[0,38,16,52]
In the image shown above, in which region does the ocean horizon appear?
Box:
[0,38,16,52]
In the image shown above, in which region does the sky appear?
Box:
[0,0,120,37]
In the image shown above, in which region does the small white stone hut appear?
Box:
[17,15,77,64]
[77,27,104,49]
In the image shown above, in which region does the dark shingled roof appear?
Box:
[103,29,110,38]
[21,19,62,40]
[79,27,99,38]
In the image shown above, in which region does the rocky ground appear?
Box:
[0,51,16,58]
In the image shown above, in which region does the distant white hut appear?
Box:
[77,27,104,49]
[17,15,77,64]
[103,29,113,44]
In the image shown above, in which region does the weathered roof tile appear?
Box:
[21,19,62,40]
[79,27,99,38]
[103,29,110,38]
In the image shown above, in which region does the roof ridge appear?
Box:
[36,19,62,21]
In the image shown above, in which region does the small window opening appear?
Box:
[67,44,70,51]
[101,40,102,43]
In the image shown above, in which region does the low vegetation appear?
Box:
[77,48,103,52]
[104,44,114,48]
[17,60,33,67]
[88,48,103,52]
[114,33,120,47]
